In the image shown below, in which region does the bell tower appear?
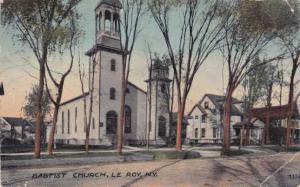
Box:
[95,0,122,49]
[84,0,124,146]
[146,59,172,145]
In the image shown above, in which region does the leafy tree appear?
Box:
[23,85,51,121]
[219,0,284,154]
[1,0,81,158]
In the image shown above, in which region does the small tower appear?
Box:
[146,59,172,145]
[94,0,122,49]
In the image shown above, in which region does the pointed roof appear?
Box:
[188,94,243,116]
[2,117,32,127]
[96,0,123,9]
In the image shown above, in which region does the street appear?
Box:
[1,152,300,187]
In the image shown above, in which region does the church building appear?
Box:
[55,0,171,146]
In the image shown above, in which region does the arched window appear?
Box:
[106,111,118,134]
[95,15,99,32]
[105,10,111,32]
[125,106,131,133]
[113,13,119,32]
[110,88,116,100]
[158,116,166,137]
[99,12,102,31]
[111,59,116,71]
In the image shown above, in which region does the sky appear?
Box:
[0,0,296,117]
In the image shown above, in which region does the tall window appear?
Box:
[201,128,206,138]
[161,84,166,93]
[67,110,70,134]
[158,116,166,137]
[195,128,198,138]
[110,88,116,100]
[92,117,95,129]
[111,59,116,71]
[113,13,119,32]
[125,106,131,133]
[62,112,65,134]
[75,107,77,133]
[106,111,118,134]
[213,128,217,138]
[202,114,207,123]
[104,10,111,32]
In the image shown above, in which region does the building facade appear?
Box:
[186,94,264,144]
[55,0,171,146]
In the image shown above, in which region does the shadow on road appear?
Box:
[121,159,182,187]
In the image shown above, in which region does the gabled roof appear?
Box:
[2,117,32,127]
[60,92,89,106]
[189,94,243,116]
[128,82,146,94]
[188,104,207,116]
[206,94,243,105]
[96,0,123,9]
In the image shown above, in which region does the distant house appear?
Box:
[0,117,34,143]
[186,94,264,144]
[250,104,300,143]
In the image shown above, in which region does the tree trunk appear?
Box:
[34,63,45,159]
[286,62,297,148]
[118,79,126,155]
[117,59,127,155]
[240,124,245,147]
[265,105,271,145]
[47,104,59,155]
[223,88,233,155]
[146,68,152,151]
[176,97,186,151]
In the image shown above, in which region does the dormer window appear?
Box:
[111,59,116,71]
[204,101,209,109]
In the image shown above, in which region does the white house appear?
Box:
[186,94,264,144]
[55,0,171,146]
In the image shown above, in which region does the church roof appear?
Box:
[128,82,146,94]
[60,92,89,106]
[96,0,123,9]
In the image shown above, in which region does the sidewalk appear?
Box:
[1,152,154,169]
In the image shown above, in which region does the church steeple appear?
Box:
[95,0,122,46]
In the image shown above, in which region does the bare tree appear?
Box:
[45,18,80,155]
[149,0,225,151]
[78,54,97,153]
[1,0,81,158]
[117,0,145,155]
